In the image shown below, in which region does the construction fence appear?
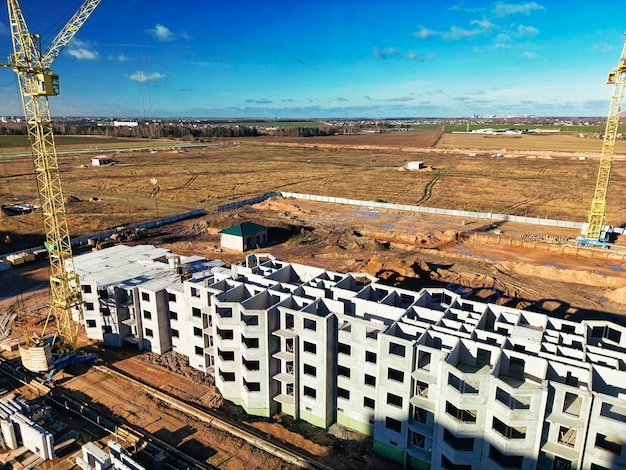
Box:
[71,209,207,247]
[218,191,585,230]
[1,209,207,265]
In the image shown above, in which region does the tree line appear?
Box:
[0,121,387,140]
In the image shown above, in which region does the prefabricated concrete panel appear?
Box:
[1,419,17,449]
[10,413,55,460]
[77,441,111,470]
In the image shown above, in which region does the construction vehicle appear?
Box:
[577,34,626,248]
[2,0,101,376]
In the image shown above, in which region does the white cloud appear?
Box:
[148,23,177,42]
[128,71,165,82]
[413,26,436,39]
[470,19,495,30]
[522,51,538,58]
[413,22,490,41]
[593,43,614,53]
[446,26,483,40]
[67,39,99,60]
[408,51,435,61]
[517,24,539,37]
[492,2,544,17]
[373,47,401,59]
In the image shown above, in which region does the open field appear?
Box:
[437,131,626,153]
[0,135,179,153]
[1,131,626,256]
[1,130,626,469]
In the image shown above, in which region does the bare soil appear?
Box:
[2,132,626,469]
[2,132,626,258]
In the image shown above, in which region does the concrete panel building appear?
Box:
[73,245,626,470]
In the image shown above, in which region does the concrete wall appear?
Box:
[217,191,585,230]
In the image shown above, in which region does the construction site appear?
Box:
[1,1,626,470]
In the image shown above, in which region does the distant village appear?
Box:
[0,115,615,140]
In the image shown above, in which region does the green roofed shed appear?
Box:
[219,222,268,252]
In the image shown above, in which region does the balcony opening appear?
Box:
[563,392,582,417]
[413,406,428,424]
[446,402,477,424]
[441,455,471,470]
[492,416,527,440]
[558,426,576,448]
[418,351,431,371]
[553,456,572,470]
[594,433,623,455]
[416,380,429,399]
[412,432,425,449]
[489,446,523,470]
[443,428,474,451]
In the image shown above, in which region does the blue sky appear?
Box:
[0,0,625,118]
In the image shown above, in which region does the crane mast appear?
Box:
[580,35,626,246]
[5,0,101,371]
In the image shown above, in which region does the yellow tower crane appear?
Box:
[2,0,101,374]
[578,35,626,247]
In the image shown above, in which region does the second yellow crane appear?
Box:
[578,35,626,247]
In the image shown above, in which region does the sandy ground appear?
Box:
[7,195,622,330]
[1,194,626,469]
[148,197,626,320]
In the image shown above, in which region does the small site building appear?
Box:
[91,155,113,166]
[406,161,425,170]
[219,222,268,252]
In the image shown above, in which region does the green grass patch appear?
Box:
[406,124,441,130]
[230,121,324,128]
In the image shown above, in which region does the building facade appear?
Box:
[72,245,626,470]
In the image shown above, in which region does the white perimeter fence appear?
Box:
[218,192,585,230]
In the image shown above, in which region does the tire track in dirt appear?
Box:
[416,177,439,205]
[502,197,541,213]
[182,174,198,189]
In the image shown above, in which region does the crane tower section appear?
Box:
[583,36,626,244]
[6,0,101,370]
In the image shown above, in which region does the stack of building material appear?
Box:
[0,396,54,461]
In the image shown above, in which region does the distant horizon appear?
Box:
[1,1,625,119]
[0,115,612,122]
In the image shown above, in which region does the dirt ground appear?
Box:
[3,131,626,260]
[144,196,626,320]
[2,132,626,468]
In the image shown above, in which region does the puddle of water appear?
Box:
[348,209,378,219]
[608,263,626,273]
[381,224,394,229]
[543,263,565,270]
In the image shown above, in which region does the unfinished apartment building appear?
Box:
[72,245,626,470]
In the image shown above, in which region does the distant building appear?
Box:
[406,161,425,170]
[219,222,268,252]
[113,120,138,127]
[73,245,626,470]
[91,155,113,166]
